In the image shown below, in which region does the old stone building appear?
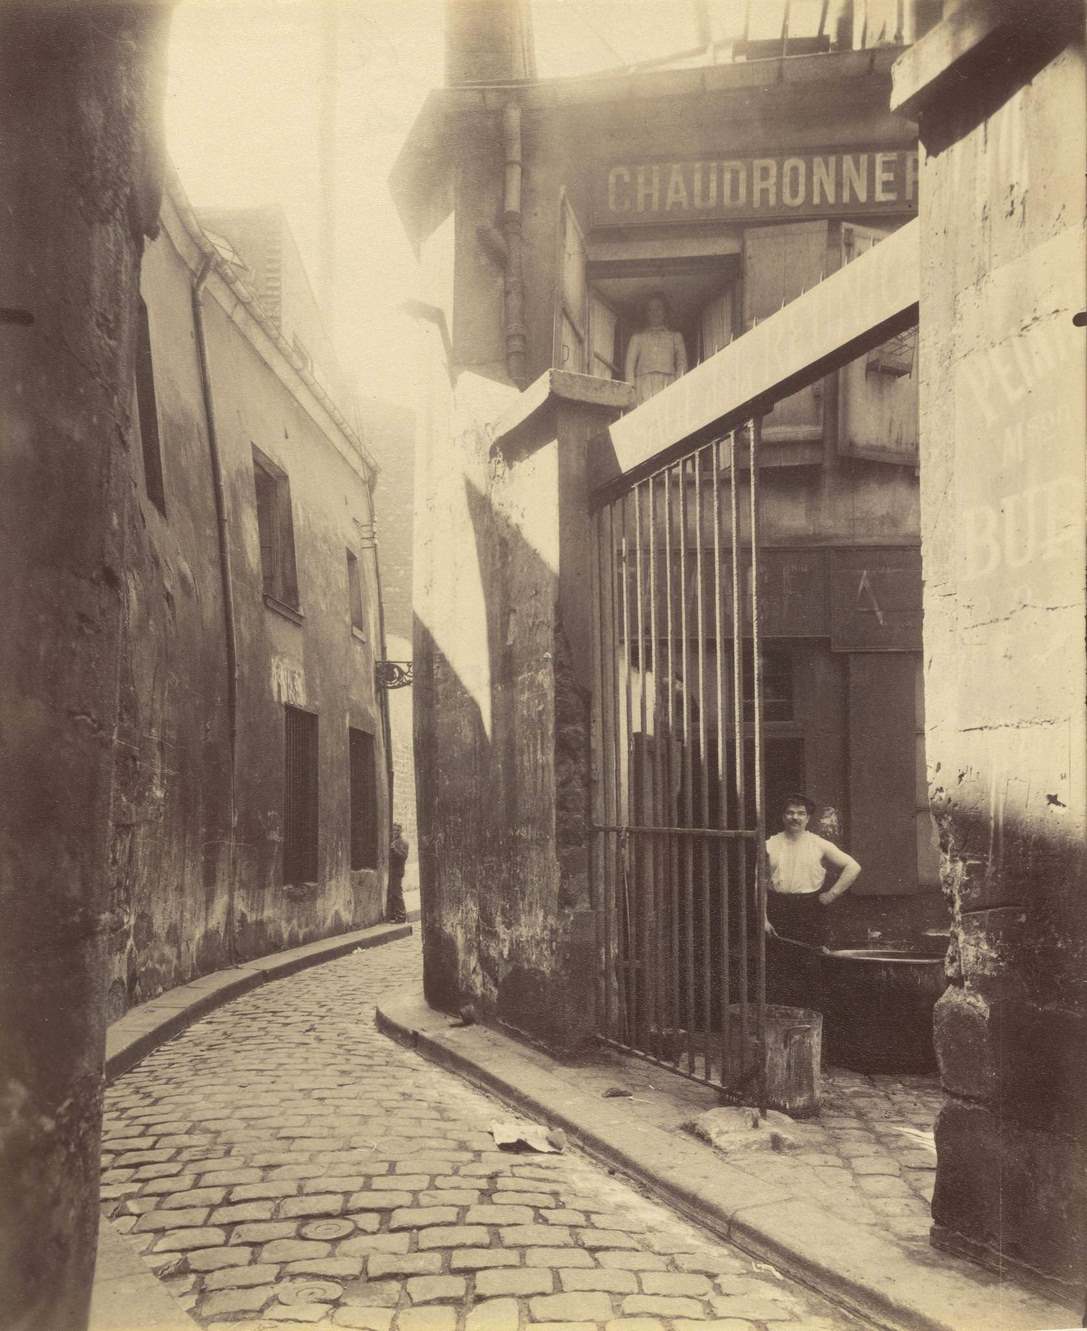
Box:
[393,14,939,1052]
[892,0,1086,1297]
[107,175,393,1013]
[394,0,1085,1303]
[193,207,421,892]
[1,7,172,1325]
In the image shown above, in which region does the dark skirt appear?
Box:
[767,890,825,1009]
[767,890,826,948]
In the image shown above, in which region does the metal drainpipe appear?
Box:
[359,497,395,894]
[501,101,527,388]
[192,255,240,963]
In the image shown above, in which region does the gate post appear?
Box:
[471,370,630,1055]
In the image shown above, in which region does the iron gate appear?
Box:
[591,420,769,1106]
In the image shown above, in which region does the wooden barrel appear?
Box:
[729,1003,822,1118]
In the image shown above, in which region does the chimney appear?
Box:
[445,0,536,85]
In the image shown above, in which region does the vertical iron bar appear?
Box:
[728,432,749,1074]
[608,500,629,1045]
[678,457,696,1074]
[633,481,653,1056]
[748,417,768,1117]
[712,437,730,1087]
[694,447,711,1081]
[595,506,614,1048]
[664,467,680,1065]
[620,492,639,1047]
[589,507,604,1036]
[648,476,665,1064]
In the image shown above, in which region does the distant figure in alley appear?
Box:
[624,293,688,404]
[387,822,408,923]
[766,793,861,1006]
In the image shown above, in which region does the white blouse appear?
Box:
[765,831,834,895]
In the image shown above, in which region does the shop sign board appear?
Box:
[594,146,917,228]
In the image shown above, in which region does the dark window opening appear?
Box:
[135,298,166,515]
[346,549,366,635]
[743,645,795,724]
[349,727,378,871]
[585,270,739,395]
[253,447,300,609]
[284,705,318,884]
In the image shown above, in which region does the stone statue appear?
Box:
[624,293,688,405]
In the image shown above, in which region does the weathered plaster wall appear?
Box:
[911,30,1087,1290]
[208,275,388,957]
[413,377,610,1053]
[0,6,169,1327]
[108,219,233,1012]
[104,190,389,1012]
[410,131,615,1052]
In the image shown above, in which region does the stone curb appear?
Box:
[106,916,415,1081]
[90,1216,200,1331]
[92,915,417,1331]
[376,991,1073,1331]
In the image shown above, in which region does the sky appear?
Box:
[163,1,823,407]
[165,0,447,404]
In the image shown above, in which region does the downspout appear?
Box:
[359,498,395,889]
[501,101,527,388]
[192,255,240,963]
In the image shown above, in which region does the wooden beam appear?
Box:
[591,218,919,495]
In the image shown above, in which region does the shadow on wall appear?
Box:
[413,468,596,1057]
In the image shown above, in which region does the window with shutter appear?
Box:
[252,446,301,611]
[554,191,588,372]
[837,222,919,463]
[346,549,366,636]
[589,292,619,379]
[698,287,734,363]
[741,221,830,443]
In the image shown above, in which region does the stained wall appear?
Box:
[895,8,1087,1290]
[105,184,390,1013]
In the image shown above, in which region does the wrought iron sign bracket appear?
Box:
[376,660,414,690]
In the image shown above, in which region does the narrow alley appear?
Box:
[99,934,863,1331]
[4,5,1085,1328]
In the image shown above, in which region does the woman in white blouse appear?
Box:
[624,294,688,405]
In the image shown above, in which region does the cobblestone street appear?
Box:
[100,934,865,1331]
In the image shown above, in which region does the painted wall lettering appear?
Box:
[597,146,917,227]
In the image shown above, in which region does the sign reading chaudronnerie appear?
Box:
[594,147,918,227]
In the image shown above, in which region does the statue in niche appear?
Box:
[624,293,688,406]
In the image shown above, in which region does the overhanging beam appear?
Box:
[591,218,919,495]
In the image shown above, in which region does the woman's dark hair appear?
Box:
[781,792,815,816]
[643,291,672,321]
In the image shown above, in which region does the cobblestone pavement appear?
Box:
[734,1067,941,1248]
[523,1025,942,1254]
[101,934,866,1331]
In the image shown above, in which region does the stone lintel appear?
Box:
[491,369,633,457]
